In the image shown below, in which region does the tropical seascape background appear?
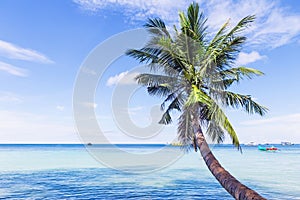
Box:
[1,0,300,199]
[0,144,299,200]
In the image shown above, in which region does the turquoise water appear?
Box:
[0,144,299,199]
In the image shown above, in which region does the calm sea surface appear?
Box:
[0,144,299,200]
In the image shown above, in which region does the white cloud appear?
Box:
[128,106,143,112]
[0,61,28,77]
[82,67,97,75]
[74,0,188,21]
[74,0,300,49]
[56,105,65,111]
[82,102,98,108]
[236,51,266,66]
[0,40,54,63]
[252,7,300,48]
[198,0,300,49]
[106,71,139,86]
[126,106,144,115]
[0,92,23,103]
[107,71,128,86]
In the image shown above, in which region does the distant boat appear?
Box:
[281,141,293,146]
[245,142,257,146]
[258,146,278,151]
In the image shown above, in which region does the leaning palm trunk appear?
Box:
[196,131,266,200]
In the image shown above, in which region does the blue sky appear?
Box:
[1,0,300,144]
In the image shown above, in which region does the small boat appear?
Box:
[281,141,293,146]
[245,142,257,146]
[258,146,278,151]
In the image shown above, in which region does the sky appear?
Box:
[0,0,300,144]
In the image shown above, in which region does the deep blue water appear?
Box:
[0,144,299,199]
[0,168,235,200]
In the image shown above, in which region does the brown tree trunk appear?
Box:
[195,131,266,200]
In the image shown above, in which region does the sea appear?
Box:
[0,144,299,200]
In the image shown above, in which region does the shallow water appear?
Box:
[0,144,299,199]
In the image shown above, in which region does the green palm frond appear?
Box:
[206,121,225,143]
[160,92,184,111]
[211,78,236,89]
[214,36,247,67]
[224,92,268,115]
[127,3,266,151]
[199,16,255,78]
[147,84,172,98]
[220,67,264,80]
[177,106,195,150]
[227,15,255,35]
[186,85,211,107]
[211,67,264,89]
[159,96,182,125]
[126,48,160,64]
[127,44,186,75]
[187,4,207,41]
[186,85,241,149]
[144,18,171,38]
[214,16,256,64]
[209,19,230,46]
[159,110,172,125]
[179,3,207,41]
[161,93,176,110]
[208,100,240,149]
[135,73,177,87]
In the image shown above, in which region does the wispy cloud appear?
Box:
[241,113,300,126]
[204,0,300,49]
[0,91,23,103]
[236,113,300,143]
[0,61,28,77]
[74,0,188,21]
[236,51,266,66]
[56,105,65,111]
[0,110,77,143]
[126,106,144,115]
[81,102,98,108]
[0,40,54,64]
[82,67,97,76]
[106,71,139,86]
[74,0,300,49]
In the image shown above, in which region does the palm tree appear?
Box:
[126,3,267,200]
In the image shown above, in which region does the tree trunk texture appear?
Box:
[195,131,267,200]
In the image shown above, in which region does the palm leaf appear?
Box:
[144,18,171,38]
[135,73,177,87]
[147,84,172,98]
[206,121,225,143]
[159,96,182,125]
[127,3,265,152]
[177,106,195,150]
[186,85,241,149]
[225,92,268,115]
[199,16,255,78]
